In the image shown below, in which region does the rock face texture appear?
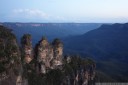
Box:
[74,64,96,85]
[52,39,63,66]
[62,56,96,85]
[21,34,33,64]
[37,37,51,73]
[0,26,22,85]
[37,37,63,73]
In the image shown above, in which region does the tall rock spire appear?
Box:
[37,36,51,73]
[21,34,33,64]
[51,38,63,67]
[37,36,49,62]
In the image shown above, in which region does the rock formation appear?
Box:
[0,26,96,85]
[0,25,22,85]
[52,38,63,67]
[62,56,96,85]
[73,64,96,85]
[36,37,63,73]
[21,34,33,64]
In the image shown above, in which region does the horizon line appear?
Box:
[1,21,126,24]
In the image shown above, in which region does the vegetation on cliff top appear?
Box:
[0,25,20,73]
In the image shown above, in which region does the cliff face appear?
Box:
[62,56,96,85]
[0,25,96,85]
[0,25,22,85]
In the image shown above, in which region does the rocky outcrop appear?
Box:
[52,39,63,67]
[62,56,96,85]
[21,34,33,64]
[73,64,96,85]
[0,25,22,85]
[36,37,63,74]
[0,26,96,85]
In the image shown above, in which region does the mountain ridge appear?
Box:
[1,23,102,46]
[63,23,128,82]
[64,23,128,60]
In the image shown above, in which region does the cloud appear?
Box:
[12,9,49,19]
[8,9,67,22]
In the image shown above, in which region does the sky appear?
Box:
[0,0,128,23]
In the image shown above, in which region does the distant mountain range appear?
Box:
[1,23,102,45]
[64,23,128,60]
[63,23,128,82]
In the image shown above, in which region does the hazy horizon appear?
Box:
[1,0,128,23]
[0,22,112,23]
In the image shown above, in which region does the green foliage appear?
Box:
[63,63,73,76]
[26,55,95,85]
[27,69,64,85]
[46,69,64,85]
[52,38,63,47]
[0,25,20,74]
[21,34,32,46]
[0,63,6,73]
[68,55,95,71]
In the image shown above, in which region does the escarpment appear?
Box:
[0,25,96,85]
